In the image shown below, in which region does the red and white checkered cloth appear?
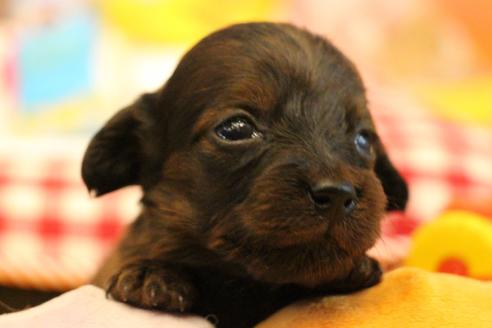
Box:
[1,88,491,291]
[0,140,141,290]
[369,88,492,267]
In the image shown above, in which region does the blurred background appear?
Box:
[0,0,491,303]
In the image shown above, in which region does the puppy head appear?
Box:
[82,23,408,286]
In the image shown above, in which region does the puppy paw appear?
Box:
[347,256,382,290]
[106,261,196,313]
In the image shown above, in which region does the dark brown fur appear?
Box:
[82,23,408,328]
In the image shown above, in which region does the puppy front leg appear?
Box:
[318,256,382,295]
[105,259,197,312]
[92,233,197,313]
[92,217,198,313]
[338,256,382,292]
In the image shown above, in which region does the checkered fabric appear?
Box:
[0,88,491,291]
[0,141,141,290]
[369,88,492,267]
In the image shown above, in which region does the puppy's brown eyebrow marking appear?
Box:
[221,75,278,113]
[342,103,359,132]
[349,94,374,128]
[232,103,264,118]
[191,110,222,138]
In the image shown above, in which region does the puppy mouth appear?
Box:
[259,221,331,247]
[269,218,374,253]
[245,201,370,249]
[207,212,381,287]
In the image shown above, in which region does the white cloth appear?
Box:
[0,285,213,328]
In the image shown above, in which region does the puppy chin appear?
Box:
[208,212,383,287]
[238,240,365,287]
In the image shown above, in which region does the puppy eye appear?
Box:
[215,116,262,141]
[354,131,374,156]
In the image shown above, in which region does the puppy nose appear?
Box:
[308,180,357,214]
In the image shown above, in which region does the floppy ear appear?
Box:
[374,146,409,211]
[82,94,156,196]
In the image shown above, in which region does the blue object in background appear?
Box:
[19,13,96,111]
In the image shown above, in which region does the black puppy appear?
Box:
[82,22,407,328]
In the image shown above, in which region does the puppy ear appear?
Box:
[374,147,408,211]
[82,94,155,196]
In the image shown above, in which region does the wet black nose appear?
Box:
[308,180,357,214]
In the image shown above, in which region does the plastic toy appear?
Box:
[406,210,492,279]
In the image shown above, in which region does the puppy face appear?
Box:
[83,23,407,287]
